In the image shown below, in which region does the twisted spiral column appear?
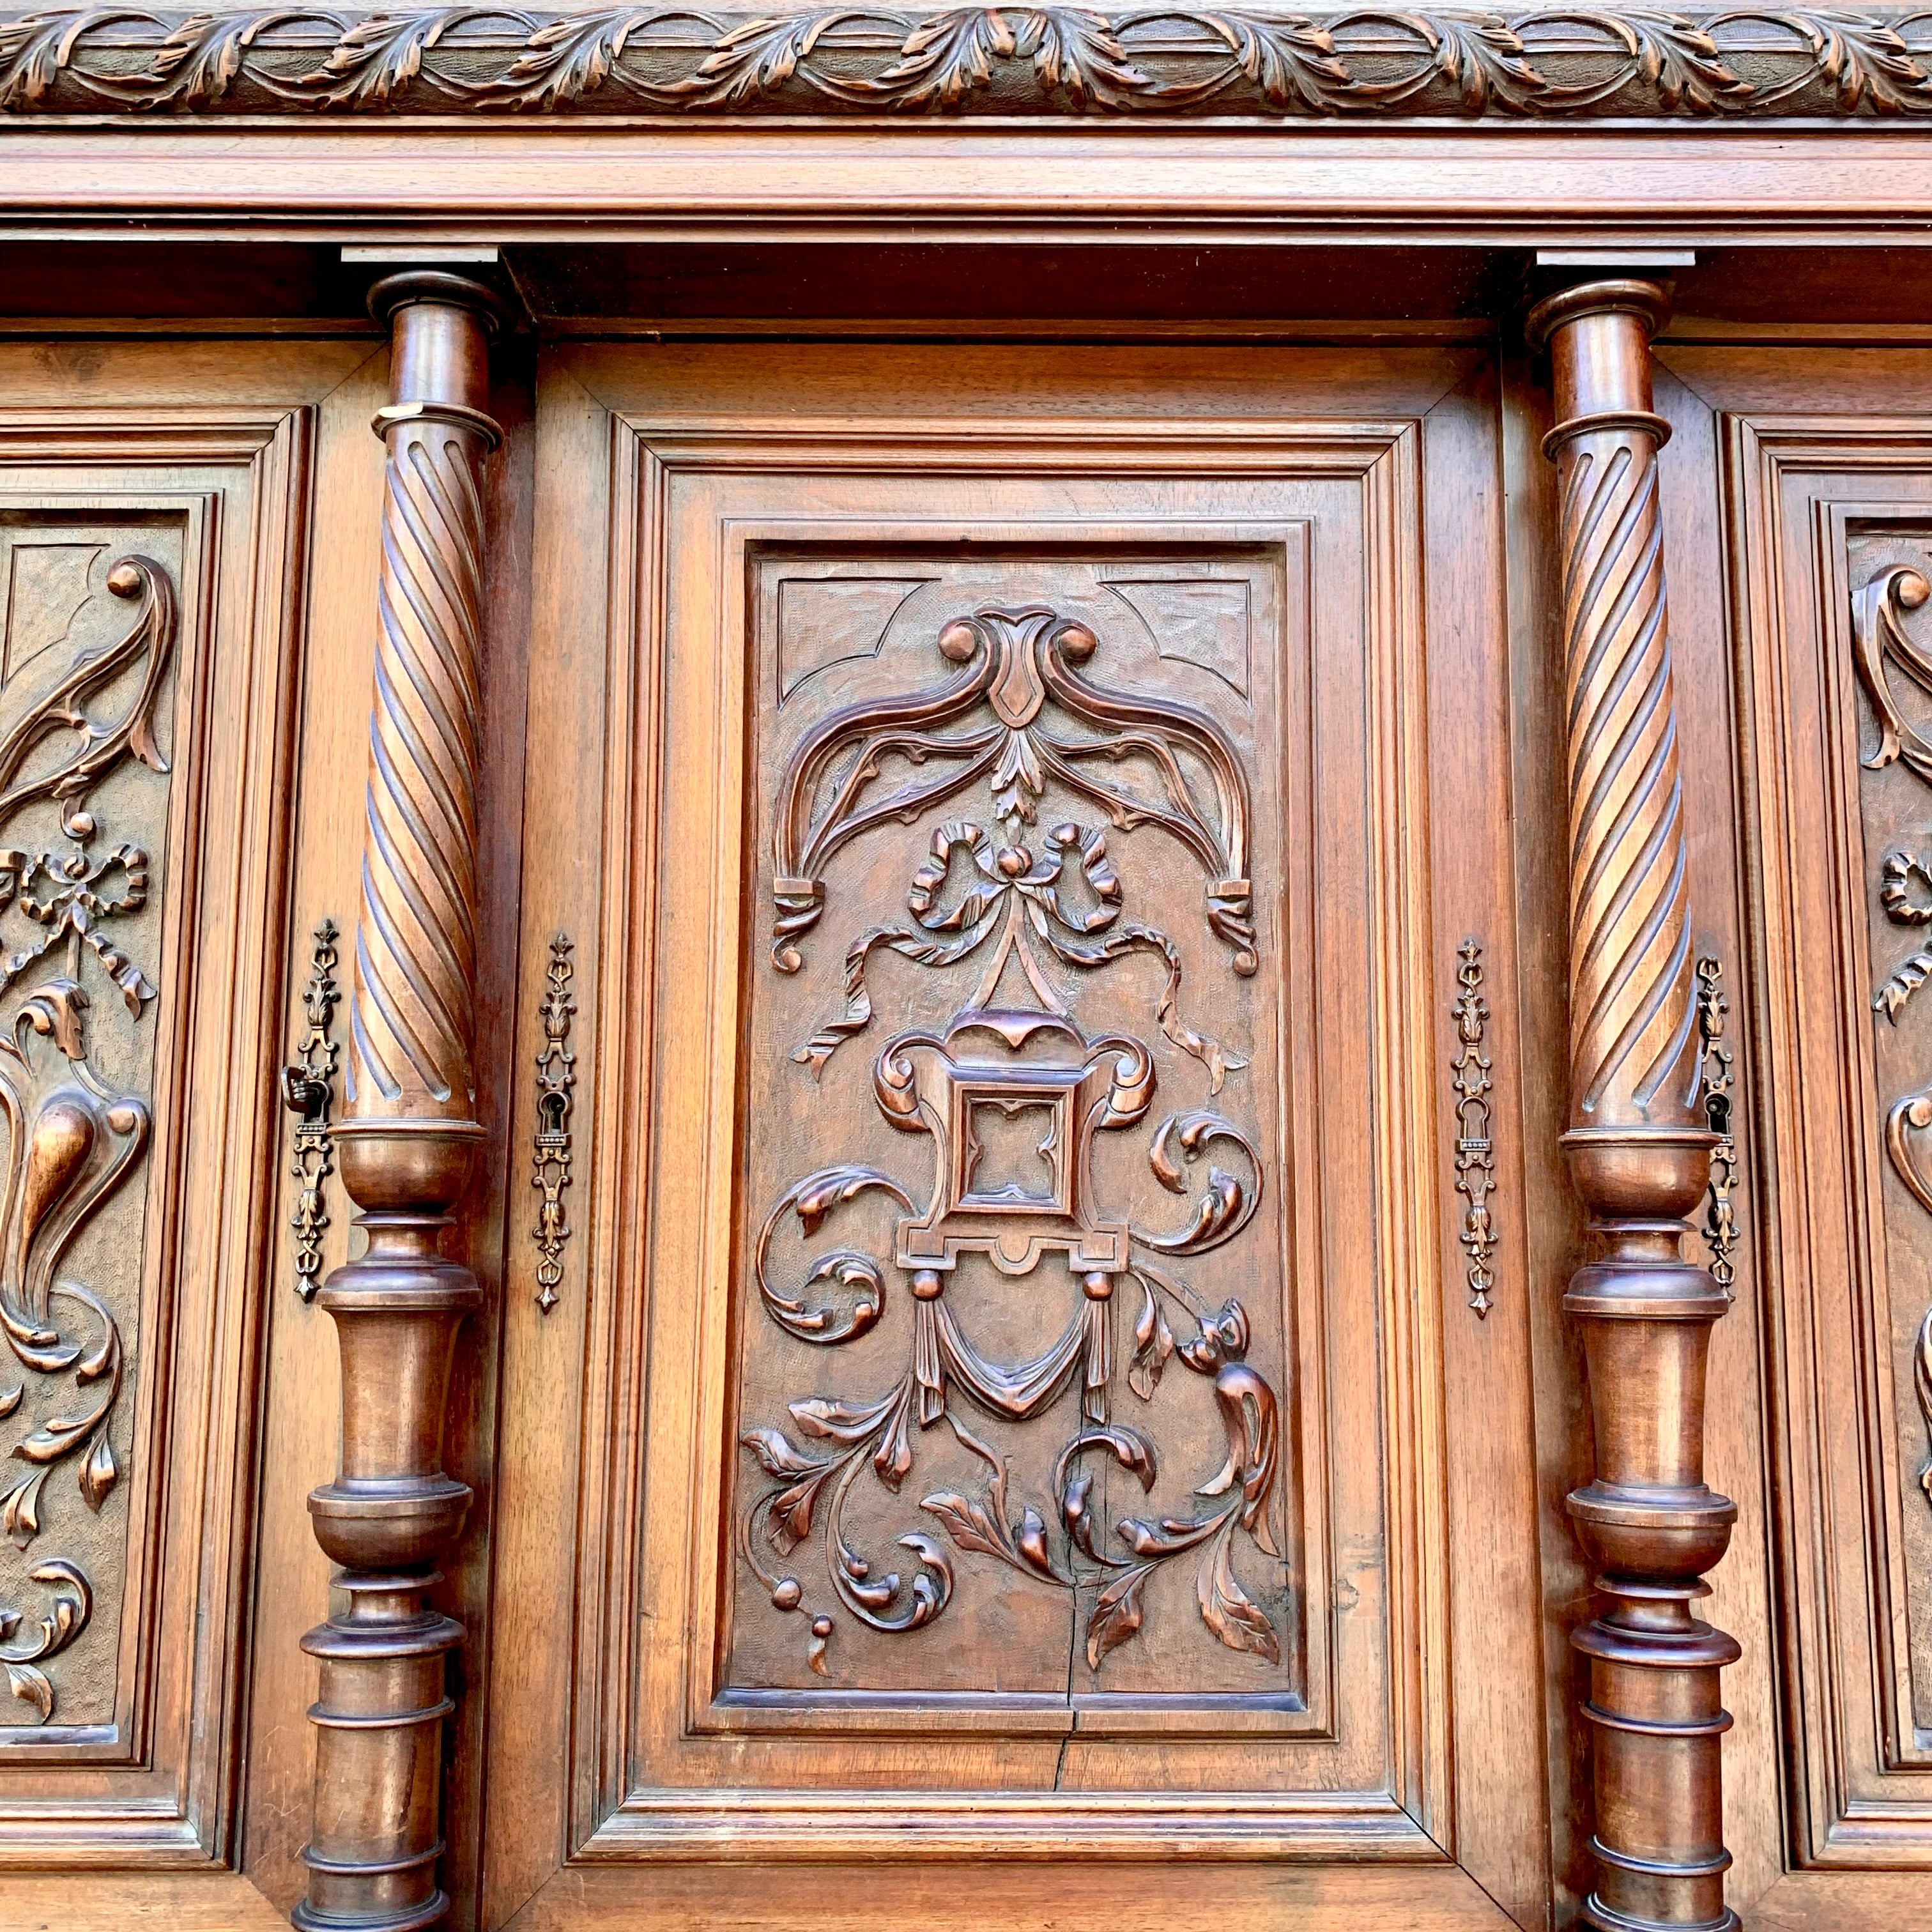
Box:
[1526,279,1737,1932]
[297,272,503,1932]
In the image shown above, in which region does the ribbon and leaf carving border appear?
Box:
[4,8,1932,118]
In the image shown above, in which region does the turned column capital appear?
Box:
[368,271,507,443]
[1524,274,1672,353]
[1526,277,1675,459]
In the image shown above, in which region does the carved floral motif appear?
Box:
[0,553,172,1723]
[741,606,1284,1678]
[3,7,1931,118]
[1854,555,1932,1520]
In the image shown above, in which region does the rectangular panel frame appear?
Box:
[558,411,1449,1863]
[1722,412,1932,1867]
[0,408,312,1863]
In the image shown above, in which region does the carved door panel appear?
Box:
[483,343,1547,1928]
[1708,385,1932,1878]
[0,345,351,1887]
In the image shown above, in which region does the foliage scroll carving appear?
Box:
[740,605,1287,1683]
[0,554,172,1724]
[4,7,1932,118]
[1854,552,1932,1524]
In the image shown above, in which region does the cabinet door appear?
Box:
[0,344,353,1917]
[1685,348,1932,1897]
[482,342,1547,1930]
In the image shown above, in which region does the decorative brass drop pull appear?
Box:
[532,933,576,1312]
[280,919,341,1300]
[1450,939,1498,1317]
[1695,956,1739,1302]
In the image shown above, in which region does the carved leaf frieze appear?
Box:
[2,6,1931,118]
[739,601,1287,1688]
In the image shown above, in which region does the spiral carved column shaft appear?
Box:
[297,272,502,1932]
[1526,279,1738,1932]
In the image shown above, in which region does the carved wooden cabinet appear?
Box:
[10,55,1932,1932]
[469,341,1547,1926]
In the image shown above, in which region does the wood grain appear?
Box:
[0,345,355,1868]
[1526,277,1736,1932]
[296,273,505,1932]
[478,339,1544,1917]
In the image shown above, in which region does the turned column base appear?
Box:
[295,1572,464,1932]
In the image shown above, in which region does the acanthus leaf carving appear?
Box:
[2,8,1929,119]
[0,1556,90,1722]
[742,605,1287,1683]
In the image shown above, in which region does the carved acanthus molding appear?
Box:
[3,6,1931,118]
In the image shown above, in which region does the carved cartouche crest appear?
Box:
[742,607,1285,1680]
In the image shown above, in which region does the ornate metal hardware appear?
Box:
[1695,956,1738,1303]
[1450,939,1498,1317]
[532,933,576,1313]
[279,918,341,1301]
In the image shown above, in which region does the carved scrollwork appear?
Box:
[0,1556,90,1722]
[0,982,148,1722]
[755,1165,912,1346]
[0,555,171,1015]
[1886,1091,1932,1509]
[0,982,149,1548]
[1853,564,1932,786]
[742,604,1285,1682]
[774,608,1253,987]
[4,8,1932,119]
[1855,555,1932,1522]
[0,549,173,1726]
[1874,847,1932,1022]
[1134,1109,1261,1255]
